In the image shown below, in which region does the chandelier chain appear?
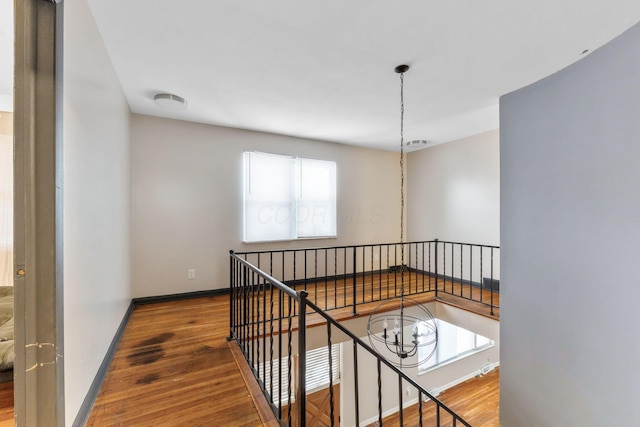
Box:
[399,71,405,296]
[366,64,438,368]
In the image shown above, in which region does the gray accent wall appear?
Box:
[500,22,640,426]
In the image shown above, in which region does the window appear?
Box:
[418,319,494,374]
[243,152,336,243]
[257,344,340,405]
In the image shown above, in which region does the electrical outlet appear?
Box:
[187,269,196,279]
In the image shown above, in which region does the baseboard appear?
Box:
[0,369,12,383]
[72,301,135,427]
[132,288,229,306]
[426,361,500,398]
[285,268,390,289]
[408,268,500,293]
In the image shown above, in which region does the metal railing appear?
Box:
[305,298,471,426]
[434,240,500,315]
[229,239,499,426]
[229,254,307,424]
[234,239,500,316]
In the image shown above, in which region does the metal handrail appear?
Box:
[234,239,500,316]
[229,248,479,426]
[231,251,299,299]
[235,239,499,256]
[305,298,471,426]
[229,251,306,425]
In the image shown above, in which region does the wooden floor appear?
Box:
[89,283,499,426]
[245,271,499,332]
[290,271,499,319]
[379,369,499,427]
[0,381,13,427]
[87,296,266,427]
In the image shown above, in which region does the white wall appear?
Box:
[500,21,640,426]
[63,0,132,424]
[0,113,12,287]
[407,130,499,246]
[131,115,401,297]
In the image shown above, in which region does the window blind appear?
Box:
[258,344,340,405]
[243,151,336,243]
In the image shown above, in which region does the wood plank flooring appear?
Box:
[89,278,499,426]
[288,270,499,312]
[238,272,498,340]
[298,270,500,318]
[378,368,499,427]
[0,381,13,426]
[87,297,266,427]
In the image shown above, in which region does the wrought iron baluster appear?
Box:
[251,270,256,370]
[293,250,297,289]
[394,243,398,296]
[229,252,235,340]
[490,247,495,316]
[460,243,463,297]
[278,282,283,418]
[442,241,446,295]
[451,243,454,294]
[378,245,383,300]
[398,376,404,426]
[421,242,425,292]
[343,248,347,308]
[419,390,423,427]
[327,323,335,427]
[480,247,484,304]
[336,248,338,308]
[377,359,383,426]
[242,266,248,354]
[286,297,293,426]
[370,246,374,301]
[325,249,329,311]
[353,341,360,427]
[256,271,261,380]
[470,245,473,302]
[314,249,318,308]
[297,292,307,426]
[269,283,274,403]
[351,247,357,315]
[386,245,390,299]
[304,249,308,301]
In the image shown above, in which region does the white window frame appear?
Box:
[243,151,337,243]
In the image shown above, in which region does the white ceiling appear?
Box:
[3,2,640,150]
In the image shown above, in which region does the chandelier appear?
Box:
[367,65,438,368]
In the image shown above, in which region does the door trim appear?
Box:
[14,0,64,425]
